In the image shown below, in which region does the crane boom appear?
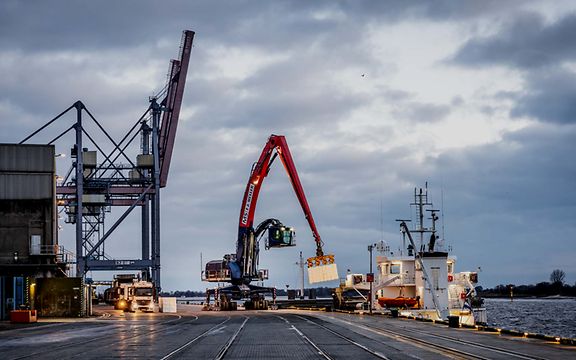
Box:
[231,134,336,285]
[158,30,195,187]
[202,135,338,310]
[237,135,323,256]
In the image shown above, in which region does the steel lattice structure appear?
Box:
[19,30,194,295]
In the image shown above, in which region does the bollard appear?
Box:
[448,315,459,328]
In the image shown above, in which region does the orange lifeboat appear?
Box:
[377,297,419,308]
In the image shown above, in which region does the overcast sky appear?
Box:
[2,1,576,291]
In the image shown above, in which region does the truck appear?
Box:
[129,280,156,312]
[105,274,136,310]
[105,274,156,312]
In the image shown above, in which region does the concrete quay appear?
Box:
[0,305,573,359]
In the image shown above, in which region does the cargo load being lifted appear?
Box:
[203,135,338,310]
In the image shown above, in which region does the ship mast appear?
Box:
[410,182,440,253]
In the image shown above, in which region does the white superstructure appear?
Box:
[374,184,486,326]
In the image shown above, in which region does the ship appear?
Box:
[374,183,487,326]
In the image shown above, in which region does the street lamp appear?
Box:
[295,251,305,299]
[367,243,377,314]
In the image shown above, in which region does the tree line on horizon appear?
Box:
[478,269,576,298]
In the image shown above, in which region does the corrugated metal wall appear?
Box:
[0,144,55,173]
[0,144,55,200]
[0,144,57,264]
[0,174,54,199]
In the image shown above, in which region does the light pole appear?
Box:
[367,243,377,314]
[295,251,305,299]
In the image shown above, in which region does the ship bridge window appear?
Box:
[432,267,440,290]
[447,263,454,274]
[390,264,400,274]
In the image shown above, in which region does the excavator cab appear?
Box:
[267,225,296,248]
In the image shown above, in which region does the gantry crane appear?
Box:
[20,30,195,296]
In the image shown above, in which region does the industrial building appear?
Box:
[0,144,71,319]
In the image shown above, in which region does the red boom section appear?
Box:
[158,30,195,187]
[238,135,324,256]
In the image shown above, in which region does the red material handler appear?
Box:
[238,135,324,258]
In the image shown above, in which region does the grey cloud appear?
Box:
[288,0,525,23]
[434,124,576,217]
[186,57,370,131]
[451,11,576,69]
[449,11,576,125]
[0,47,167,141]
[493,90,519,101]
[451,96,464,107]
[0,1,365,53]
[511,68,576,124]
[421,124,576,285]
[0,1,247,51]
[0,1,529,54]
[381,88,412,102]
[393,102,451,123]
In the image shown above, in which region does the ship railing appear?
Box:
[29,244,75,276]
[376,274,416,289]
[30,244,75,263]
[30,244,60,256]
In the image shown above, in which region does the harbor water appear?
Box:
[485,297,576,339]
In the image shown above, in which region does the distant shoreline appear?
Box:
[481,295,576,299]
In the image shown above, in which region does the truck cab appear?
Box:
[129,281,156,312]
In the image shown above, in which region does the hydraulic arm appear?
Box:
[202,135,338,310]
[231,134,336,284]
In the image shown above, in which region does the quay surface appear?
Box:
[0,305,573,359]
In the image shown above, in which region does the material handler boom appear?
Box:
[202,135,337,310]
[229,134,335,285]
